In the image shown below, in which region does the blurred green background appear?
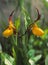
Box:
[0,0,48,65]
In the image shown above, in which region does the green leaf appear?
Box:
[22,7,31,26]
[12,47,16,59]
[33,54,42,62]
[24,15,28,29]
[45,55,48,65]
[1,52,14,65]
[29,59,35,65]
[14,17,20,31]
[41,29,48,40]
[27,49,35,58]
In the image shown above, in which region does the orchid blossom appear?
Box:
[3,9,16,38]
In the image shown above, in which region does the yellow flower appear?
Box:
[2,9,16,38]
[3,21,16,38]
[3,27,13,38]
[31,23,44,36]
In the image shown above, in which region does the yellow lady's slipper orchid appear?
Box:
[31,23,44,36]
[3,27,13,38]
[2,9,16,38]
[2,21,16,38]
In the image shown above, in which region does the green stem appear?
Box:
[11,35,18,65]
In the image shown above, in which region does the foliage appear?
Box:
[0,0,48,65]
